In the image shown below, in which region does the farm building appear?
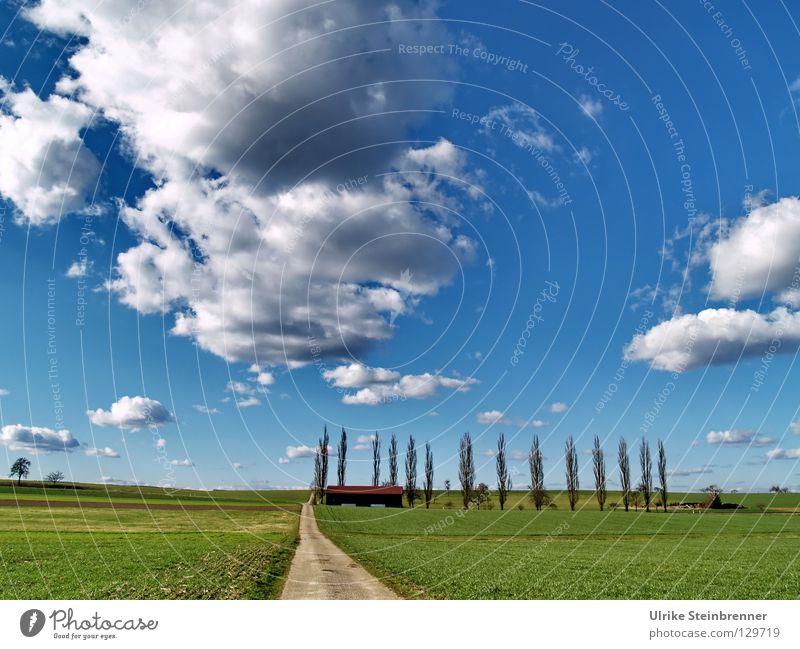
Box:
[325,485,404,507]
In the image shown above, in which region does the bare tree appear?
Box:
[337,427,347,486]
[529,435,546,510]
[46,470,64,486]
[405,435,417,507]
[496,433,508,510]
[592,435,606,511]
[371,433,381,487]
[9,457,30,485]
[639,437,652,512]
[458,432,475,509]
[444,479,451,495]
[423,442,434,509]
[657,439,668,513]
[321,426,330,491]
[388,433,399,486]
[565,436,579,511]
[618,437,630,512]
[312,437,324,504]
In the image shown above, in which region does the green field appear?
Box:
[0,479,309,507]
[317,490,800,599]
[0,483,306,599]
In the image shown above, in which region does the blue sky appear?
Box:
[1,0,800,493]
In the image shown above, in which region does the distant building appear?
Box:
[324,485,403,507]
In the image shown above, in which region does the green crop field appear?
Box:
[0,483,307,599]
[317,491,800,599]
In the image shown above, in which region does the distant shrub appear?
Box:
[608,502,617,510]
[486,501,495,510]
[517,503,524,511]
[443,501,453,510]
[548,502,558,509]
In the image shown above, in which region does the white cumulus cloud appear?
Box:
[323,363,478,406]
[0,424,80,453]
[0,83,99,225]
[87,396,174,430]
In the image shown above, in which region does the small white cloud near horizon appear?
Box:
[87,396,174,430]
[193,404,221,415]
[706,429,774,446]
[766,448,800,460]
[476,410,545,428]
[84,446,120,458]
[0,388,9,396]
[170,459,194,467]
[549,402,568,413]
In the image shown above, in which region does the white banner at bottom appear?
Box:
[1,600,797,647]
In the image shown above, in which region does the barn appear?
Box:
[324,485,404,507]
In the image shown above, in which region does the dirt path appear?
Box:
[0,499,283,511]
[280,500,398,600]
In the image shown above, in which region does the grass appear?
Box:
[0,480,309,508]
[316,494,800,599]
[0,485,306,599]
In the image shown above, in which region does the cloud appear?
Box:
[706,429,774,446]
[579,95,603,118]
[323,363,478,406]
[87,396,174,430]
[667,466,714,477]
[482,103,557,152]
[280,443,332,464]
[790,421,800,435]
[0,83,100,225]
[356,434,377,444]
[0,424,80,454]
[154,438,166,449]
[84,446,120,458]
[66,259,91,278]
[235,396,261,408]
[766,448,800,460]
[99,476,145,486]
[0,388,8,396]
[475,410,545,428]
[549,402,568,413]
[625,307,800,372]
[232,462,243,470]
[573,146,593,165]
[170,459,194,467]
[193,404,220,415]
[527,189,564,209]
[708,197,800,303]
[629,197,800,371]
[22,1,477,369]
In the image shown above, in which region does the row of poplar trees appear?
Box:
[462,432,669,512]
[312,426,434,508]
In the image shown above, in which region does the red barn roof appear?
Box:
[325,485,403,495]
